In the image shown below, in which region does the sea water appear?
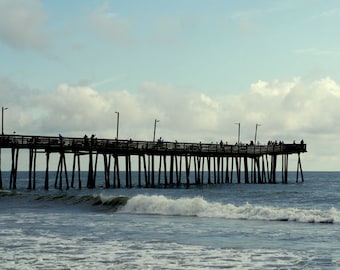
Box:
[0,171,339,269]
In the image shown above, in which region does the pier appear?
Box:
[0,134,307,190]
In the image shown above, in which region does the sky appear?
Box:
[1,0,340,171]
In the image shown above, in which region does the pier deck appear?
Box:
[0,134,307,189]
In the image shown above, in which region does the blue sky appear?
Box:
[1,0,340,170]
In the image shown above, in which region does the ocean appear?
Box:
[0,171,339,269]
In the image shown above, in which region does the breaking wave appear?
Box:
[119,195,339,224]
[35,193,129,210]
[27,193,340,224]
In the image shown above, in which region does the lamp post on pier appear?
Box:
[254,123,261,144]
[234,122,240,144]
[115,111,119,140]
[2,107,8,135]
[153,119,160,142]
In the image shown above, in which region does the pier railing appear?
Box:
[0,134,306,156]
[0,134,307,189]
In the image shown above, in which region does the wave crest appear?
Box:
[92,194,129,208]
[35,193,128,210]
[120,195,338,224]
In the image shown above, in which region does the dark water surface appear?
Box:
[0,172,339,269]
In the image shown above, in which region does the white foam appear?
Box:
[1,197,338,269]
[119,195,339,224]
[0,232,314,270]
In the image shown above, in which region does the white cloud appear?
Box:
[2,77,340,170]
[0,0,49,49]
[250,78,299,97]
[312,77,340,97]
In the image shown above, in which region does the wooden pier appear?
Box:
[0,134,307,190]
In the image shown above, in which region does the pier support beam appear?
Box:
[235,157,241,184]
[71,153,82,189]
[142,154,148,187]
[87,150,95,189]
[176,155,182,186]
[125,155,132,188]
[28,148,37,190]
[113,155,121,188]
[225,157,229,184]
[282,154,288,184]
[185,155,191,186]
[296,153,304,183]
[207,156,211,184]
[103,154,111,188]
[169,155,174,185]
[9,147,19,189]
[0,148,3,189]
[55,151,69,190]
[255,156,262,183]
[244,157,249,184]
[44,152,50,190]
[270,155,277,184]
[261,156,267,183]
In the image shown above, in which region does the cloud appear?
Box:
[5,77,340,139]
[0,0,49,49]
[30,84,115,134]
[89,2,132,44]
[3,76,340,170]
[0,76,41,108]
[245,77,340,138]
[250,78,299,97]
